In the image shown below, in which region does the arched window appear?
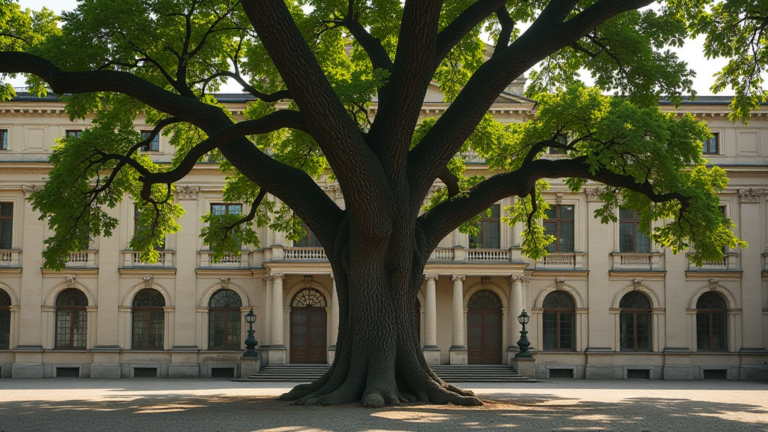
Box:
[209,289,242,350]
[467,290,502,309]
[543,291,575,351]
[132,289,165,350]
[55,288,88,349]
[696,292,727,352]
[619,291,651,351]
[0,289,11,349]
[290,289,327,307]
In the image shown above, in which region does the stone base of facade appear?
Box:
[449,346,468,365]
[422,346,441,365]
[512,357,535,379]
[240,356,261,378]
[12,363,44,378]
[739,365,768,381]
[268,345,287,365]
[169,364,200,378]
[90,363,121,379]
[585,365,622,380]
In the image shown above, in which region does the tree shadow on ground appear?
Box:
[1,392,767,431]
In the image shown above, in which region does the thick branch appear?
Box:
[408,0,654,212]
[342,18,394,73]
[435,0,506,65]
[242,0,392,229]
[196,71,291,102]
[223,187,268,236]
[0,51,344,247]
[419,157,687,250]
[493,6,514,56]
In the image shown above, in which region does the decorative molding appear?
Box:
[555,193,563,205]
[632,278,642,290]
[451,274,466,282]
[22,185,43,196]
[175,185,199,200]
[738,188,763,203]
[220,276,230,288]
[585,187,606,202]
[424,273,439,281]
[322,182,343,198]
[304,275,313,287]
[267,273,285,281]
[142,275,153,288]
[555,277,566,290]
[65,275,76,287]
[709,278,720,290]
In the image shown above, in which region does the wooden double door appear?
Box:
[467,308,503,364]
[290,307,327,364]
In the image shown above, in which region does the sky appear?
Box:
[11,0,732,95]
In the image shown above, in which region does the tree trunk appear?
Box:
[278,215,482,407]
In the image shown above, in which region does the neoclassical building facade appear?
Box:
[0,88,767,380]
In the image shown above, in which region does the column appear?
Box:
[269,273,286,364]
[738,190,764,353]
[330,274,339,349]
[263,276,272,346]
[423,274,440,364]
[449,275,467,365]
[509,276,524,350]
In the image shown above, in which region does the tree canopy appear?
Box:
[0,0,756,406]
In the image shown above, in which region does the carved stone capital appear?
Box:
[22,185,43,196]
[738,188,763,203]
[175,185,200,200]
[268,273,285,281]
[585,187,606,202]
[424,274,439,281]
[451,274,466,282]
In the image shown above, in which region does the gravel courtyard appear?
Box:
[1,379,766,431]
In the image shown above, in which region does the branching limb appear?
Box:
[194,71,291,102]
[419,156,688,251]
[435,0,506,66]
[437,166,460,198]
[222,188,268,237]
[493,6,514,56]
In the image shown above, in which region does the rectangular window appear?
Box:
[469,205,500,249]
[0,309,10,350]
[544,205,574,252]
[65,130,82,138]
[211,203,242,216]
[295,222,322,247]
[141,131,160,152]
[0,129,8,150]
[703,132,719,155]
[0,203,12,250]
[619,208,650,253]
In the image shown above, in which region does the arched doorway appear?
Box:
[290,288,328,364]
[467,290,502,364]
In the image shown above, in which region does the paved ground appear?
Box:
[0,379,767,431]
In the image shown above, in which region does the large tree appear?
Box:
[0,0,749,406]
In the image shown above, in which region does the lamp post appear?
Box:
[243,308,259,357]
[515,309,532,358]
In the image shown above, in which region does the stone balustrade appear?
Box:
[122,250,175,268]
[65,250,98,268]
[199,250,250,268]
[535,252,586,270]
[282,247,327,261]
[611,252,663,271]
[0,249,20,268]
[689,252,739,271]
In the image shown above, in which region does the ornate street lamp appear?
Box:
[515,309,532,358]
[243,308,259,357]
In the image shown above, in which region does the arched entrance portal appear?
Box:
[290,288,328,364]
[467,290,503,364]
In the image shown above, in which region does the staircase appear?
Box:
[431,365,534,382]
[237,364,331,382]
[237,364,535,383]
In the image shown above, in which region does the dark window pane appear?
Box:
[559,222,574,252]
[620,292,651,309]
[209,289,242,308]
[0,130,7,150]
[711,312,727,351]
[619,223,635,252]
[635,313,651,351]
[619,312,635,351]
[484,221,500,249]
[133,310,149,349]
[697,292,727,309]
[0,309,9,349]
[291,289,327,308]
[636,231,650,253]
[0,202,12,250]
[543,312,558,350]
[559,312,574,350]
[467,290,501,309]
[141,131,160,152]
[543,291,575,309]
[696,312,710,351]
[560,205,574,219]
